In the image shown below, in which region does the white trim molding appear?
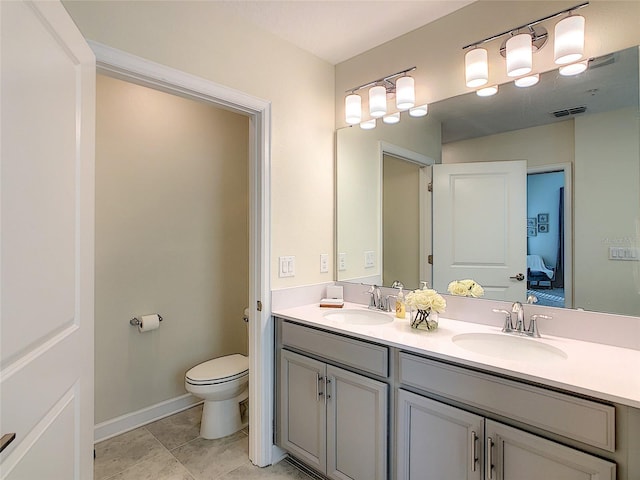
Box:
[89,41,274,466]
[94,394,201,443]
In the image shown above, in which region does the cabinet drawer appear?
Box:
[399,352,615,452]
[282,321,389,377]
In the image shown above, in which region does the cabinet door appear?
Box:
[326,365,388,480]
[485,420,616,480]
[396,389,484,480]
[280,349,327,472]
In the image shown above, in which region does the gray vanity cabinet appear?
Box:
[397,389,616,480]
[396,389,484,480]
[280,348,388,480]
[485,420,616,480]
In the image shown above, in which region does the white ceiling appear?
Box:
[216,1,475,65]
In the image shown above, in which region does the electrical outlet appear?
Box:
[364,250,375,268]
[320,253,329,273]
[279,255,296,277]
[338,253,347,271]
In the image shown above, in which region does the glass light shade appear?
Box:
[506,33,533,77]
[514,74,540,87]
[476,85,498,97]
[395,76,415,110]
[360,119,377,130]
[369,85,387,117]
[559,60,588,76]
[409,104,428,117]
[465,48,489,87]
[345,94,362,125]
[554,15,585,65]
[383,112,400,124]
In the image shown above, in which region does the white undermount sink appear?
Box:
[452,332,567,362]
[323,309,393,326]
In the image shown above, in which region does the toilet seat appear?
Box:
[185,353,249,386]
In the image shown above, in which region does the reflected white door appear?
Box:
[0,1,95,479]
[432,161,526,301]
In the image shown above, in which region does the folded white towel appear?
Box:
[527,254,554,279]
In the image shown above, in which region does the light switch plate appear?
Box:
[338,253,347,271]
[279,255,296,277]
[320,253,329,273]
[364,250,375,268]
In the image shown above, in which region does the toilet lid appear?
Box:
[185,354,249,385]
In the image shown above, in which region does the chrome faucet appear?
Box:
[493,304,552,337]
[365,285,391,311]
[511,301,525,333]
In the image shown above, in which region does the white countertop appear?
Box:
[273,302,640,409]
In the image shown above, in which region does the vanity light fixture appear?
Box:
[360,119,376,130]
[554,14,585,65]
[344,67,417,126]
[345,93,362,125]
[506,33,533,77]
[383,112,401,124]
[462,2,588,88]
[465,47,489,87]
[559,59,589,76]
[476,85,498,97]
[395,76,415,110]
[514,74,540,87]
[409,104,429,117]
[369,85,387,118]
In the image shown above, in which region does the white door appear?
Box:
[432,161,527,301]
[0,1,95,479]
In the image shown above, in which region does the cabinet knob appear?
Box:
[509,273,525,281]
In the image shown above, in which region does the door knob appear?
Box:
[510,273,525,281]
[1,433,16,453]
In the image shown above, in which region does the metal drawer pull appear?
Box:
[509,273,525,281]
[1,433,16,453]
[486,437,494,479]
[316,373,324,401]
[470,431,478,472]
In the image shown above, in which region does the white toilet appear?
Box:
[185,353,249,439]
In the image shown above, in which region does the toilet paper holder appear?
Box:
[129,315,163,327]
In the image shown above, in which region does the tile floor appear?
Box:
[94,404,315,480]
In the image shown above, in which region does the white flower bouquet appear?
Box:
[405,288,446,313]
[447,279,484,298]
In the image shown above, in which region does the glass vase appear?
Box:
[410,309,439,331]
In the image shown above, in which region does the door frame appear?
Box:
[89,42,274,466]
[378,142,435,285]
[527,163,573,308]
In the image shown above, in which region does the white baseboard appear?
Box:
[94,393,202,443]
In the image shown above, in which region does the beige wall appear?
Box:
[94,74,249,422]
[336,117,440,283]
[442,121,575,167]
[574,107,640,316]
[64,0,335,290]
[336,1,640,128]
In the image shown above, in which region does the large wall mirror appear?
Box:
[336,45,640,317]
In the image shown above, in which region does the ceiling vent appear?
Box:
[551,105,587,118]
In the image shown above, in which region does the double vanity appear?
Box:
[273,302,640,480]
